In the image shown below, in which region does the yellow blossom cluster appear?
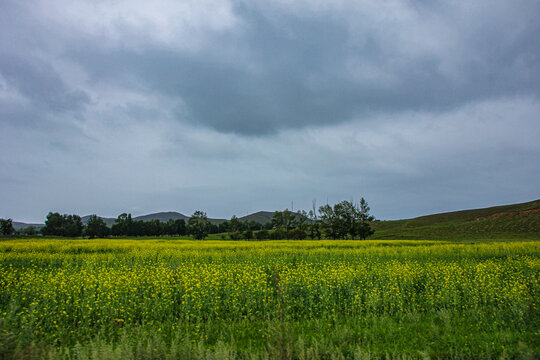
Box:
[0,239,537,344]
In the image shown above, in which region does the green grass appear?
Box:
[371,199,540,241]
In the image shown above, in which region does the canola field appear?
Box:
[0,239,538,359]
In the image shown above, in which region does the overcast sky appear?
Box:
[1,0,539,223]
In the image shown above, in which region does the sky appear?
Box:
[1,0,539,223]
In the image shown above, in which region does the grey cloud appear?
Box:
[1,97,538,221]
[0,1,539,222]
[3,1,540,134]
[0,55,90,124]
[54,1,539,135]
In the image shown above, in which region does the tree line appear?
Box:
[0,198,375,240]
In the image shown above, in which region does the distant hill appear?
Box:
[81,215,116,227]
[80,212,189,227]
[371,199,540,240]
[239,211,275,224]
[133,212,189,222]
[78,211,279,226]
[134,212,226,225]
[12,221,44,231]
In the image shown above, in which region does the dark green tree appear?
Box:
[319,199,375,240]
[318,204,338,239]
[146,219,162,236]
[255,230,269,240]
[84,215,109,238]
[243,229,253,240]
[0,218,14,235]
[296,210,309,233]
[208,223,219,234]
[111,213,133,236]
[22,226,36,236]
[307,209,321,240]
[217,220,230,233]
[355,198,375,240]
[271,209,297,232]
[288,228,306,240]
[63,215,84,237]
[175,219,187,235]
[229,231,242,240]
[42,212,65,236]
[165,219,186,235]
[333,201,356,239]
[229,215,242,232]
[270,228,287,240]
[187,211,210,240]
[41,212,83,237]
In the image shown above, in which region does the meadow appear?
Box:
[0,239,538,359]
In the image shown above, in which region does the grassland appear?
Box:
[371,199,540,241]
[0,239,538,359]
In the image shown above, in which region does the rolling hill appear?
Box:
[80,215,116,227]
[133,212,189,222]
[239,211,275,224]
[80,212,189,227]
[12,222,44,231]
[370,199,540,240]
[81,211,275,226]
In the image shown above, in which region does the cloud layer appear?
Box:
[1,0,539,221]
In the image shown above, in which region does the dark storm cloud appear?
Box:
[0,0,539,222]
[2,1,539,134]
[0,55,89,117]
[197,3,540,134]
[0,2,90,129]
[14,0,532,135]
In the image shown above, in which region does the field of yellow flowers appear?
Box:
[0,239,538,359]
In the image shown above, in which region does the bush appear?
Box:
[288,228,307,240]
[270,228,287,240]
[243,229,253,240]
[229,231,242,240]
[255,230,269,240]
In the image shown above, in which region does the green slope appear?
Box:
[371,199,540,240]
[239,211,275,224]
[133,212,189,222]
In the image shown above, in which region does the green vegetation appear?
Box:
[0,239,538,359]
[110,213,187,237]
[0,219,14,236]
[41,213,84,237]
[238,211,275,224]
[372,199,540,241]
[83,215,109,238]
[9,198,377,240]
[318,198,374,240]
[2,201,538,358]
[187,211,211,240]
[11,199,539,241]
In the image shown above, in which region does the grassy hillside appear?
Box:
[81,215,116,227]
[371,199,540,240]
[12,222,44,231]
[133,212,189,222]
[239,211,275,224]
